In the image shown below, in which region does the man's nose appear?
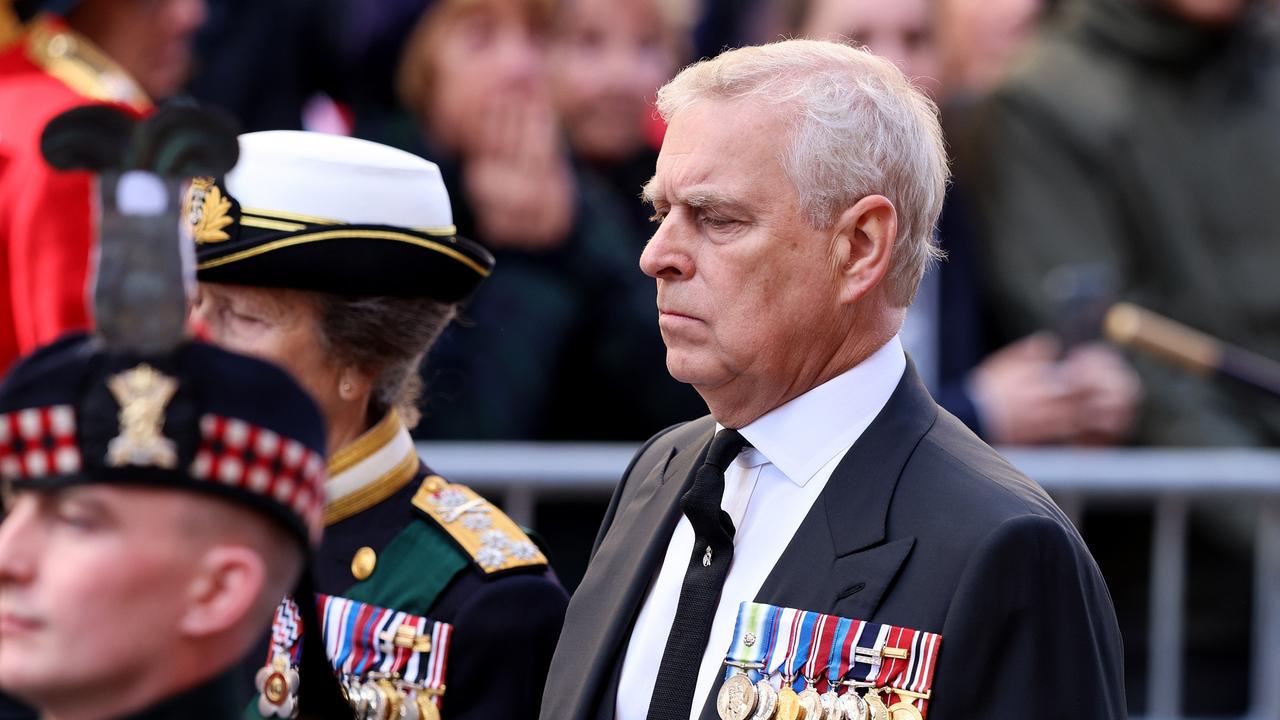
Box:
[639,213,693,281]
[0,497,39,586]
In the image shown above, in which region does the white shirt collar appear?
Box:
[724,335,906,486]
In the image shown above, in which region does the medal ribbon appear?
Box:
[894,629,942,716]
[845,620,887,684]
[803,613,839,692]
[312,593,452,690]
[826,617,856,689]
[723,602,779,682]
[765,606,803,679]
[421,621,452,707]
[718,602,944,716]
[872,626,914,704]
[266,597,305,666]
[784,611,818,691]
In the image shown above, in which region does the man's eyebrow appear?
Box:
[680,188,743,211]
[640,177,661,205]
[640,180,745,213]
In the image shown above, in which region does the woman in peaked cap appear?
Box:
[189,130,569,720]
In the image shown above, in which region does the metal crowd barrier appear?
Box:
[416,442,1280,720]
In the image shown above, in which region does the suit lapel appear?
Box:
[697,365,938,720]
[556,417,716,720]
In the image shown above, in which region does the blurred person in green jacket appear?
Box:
[968,0,1280,447]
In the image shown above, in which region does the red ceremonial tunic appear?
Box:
[0,15,149,376]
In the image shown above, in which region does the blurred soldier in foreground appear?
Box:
[0,335,345,719]
[0,0,205,374]
[190,130,569,719]
[0,98,350,720]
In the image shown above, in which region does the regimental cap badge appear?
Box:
[105,363,179,469]
[185,176,235,244]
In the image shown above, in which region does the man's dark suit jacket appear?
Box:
[540,365,1126,720]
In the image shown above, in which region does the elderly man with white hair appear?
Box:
[541,39,1125,720]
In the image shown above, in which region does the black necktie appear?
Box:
[647,428,751,720]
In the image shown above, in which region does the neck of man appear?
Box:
[40,646,230,720]
[700,314,901,429]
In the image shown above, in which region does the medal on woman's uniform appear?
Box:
[415,690,443,720]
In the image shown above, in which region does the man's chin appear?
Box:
[664,354,724,391]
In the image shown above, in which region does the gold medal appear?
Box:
[752,679,779,720]
[864,690,889,720]
[419,691,445,717]
[377,678,402,719]
[263,671,289,705]
[796,681,824,720]
[775,685,802,720]
[416,694,442,720]
[887,702,923,720]
[717,671,759,720]
[837,691,868,720]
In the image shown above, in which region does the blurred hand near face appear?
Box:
[463,93,575,252]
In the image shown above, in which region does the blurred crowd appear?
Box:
[3,0,1279,448]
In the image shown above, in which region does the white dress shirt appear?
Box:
[616,336,907,720]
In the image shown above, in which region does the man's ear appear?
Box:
[830,194,897,306]
[178,545,267,639]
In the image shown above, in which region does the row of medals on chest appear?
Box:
[338,672,443,720]
[716,661,926,720]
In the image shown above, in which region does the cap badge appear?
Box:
[186,177,233,244]
[106,363,179,469]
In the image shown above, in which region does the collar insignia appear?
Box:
[106,363,178,468]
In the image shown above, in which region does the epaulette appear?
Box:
[412,474,548,575]
[24,16,149,112]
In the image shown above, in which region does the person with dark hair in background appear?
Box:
[0,0,206,375]
[190,130,568,720]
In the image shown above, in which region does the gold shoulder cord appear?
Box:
[24,15,149,111]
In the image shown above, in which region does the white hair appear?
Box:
[656,39,949,306]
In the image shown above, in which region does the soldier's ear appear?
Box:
[178,545,268,639]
